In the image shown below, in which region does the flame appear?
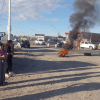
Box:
[59,49,68,57]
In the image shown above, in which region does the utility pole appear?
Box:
[90,33,92,42]
[8,0,11,40]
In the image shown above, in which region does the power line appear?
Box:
[0,0,5,19]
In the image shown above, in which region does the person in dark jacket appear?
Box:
[5,40,14,78]
[0,42,7,86]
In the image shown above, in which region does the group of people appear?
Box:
[0,40,15,86]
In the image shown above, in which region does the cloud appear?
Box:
[51,18,59,22]
[0,0,63,21]
[44,18,59,22]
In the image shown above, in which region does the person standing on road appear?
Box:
[66,41,68,44]
[0,42,8,86]
[77,41,80,50]
[5,40,15,78]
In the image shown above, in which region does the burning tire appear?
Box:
[57,53,64,57]
[58,49,68,57]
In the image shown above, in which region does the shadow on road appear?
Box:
[14,52,44,56]
[12,57,97,74]
[3,82,100,100]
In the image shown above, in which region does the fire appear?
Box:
[59,49,68,57]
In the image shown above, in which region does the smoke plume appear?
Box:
[69,0,99,44]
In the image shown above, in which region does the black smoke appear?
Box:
[69,0,99,44]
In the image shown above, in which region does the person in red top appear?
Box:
[66,41,68,44]
[77,41,80,50]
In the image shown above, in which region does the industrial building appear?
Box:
[65,32,100,44]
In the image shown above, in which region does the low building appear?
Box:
[65,32,100,44]
[21,38,27,40]
[45,36,54,42]
[35,34,45,40]
[57,36,64,41]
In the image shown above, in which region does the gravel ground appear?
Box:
[0,44,100,100]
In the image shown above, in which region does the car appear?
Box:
[61,40,66,44]
[35,39,45,45]
[47,39,64,48]
[80,41,97,50]
[13,39,20,48]
[21,40,30,48]
[14,42,20,48]
[15,40,30,48]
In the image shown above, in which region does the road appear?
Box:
[31,43,100,56]
[0,43,100,100]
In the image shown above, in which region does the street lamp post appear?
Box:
[31,29,36,37]
[50,25,60,37]
[8,0,11,40]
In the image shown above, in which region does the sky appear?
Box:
[0,0,100,37]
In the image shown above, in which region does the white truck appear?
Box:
[80,41,97,50]
[35,39,45,45]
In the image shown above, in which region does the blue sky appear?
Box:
[0,0,100,37]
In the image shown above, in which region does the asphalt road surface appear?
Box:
[31,43,100,56]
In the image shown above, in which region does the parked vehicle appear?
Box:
[61,40,66,44]
[15,40,30,48]
[47,39,64,48]
[20,40,30,48]
[80,41,97,50]
[35,39,45,45]
[13,39,20,48]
